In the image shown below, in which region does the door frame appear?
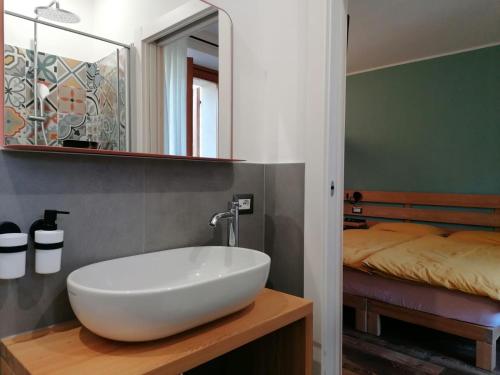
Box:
[135,0,232,156]
[322,0,347,373]
[186,59,219,157]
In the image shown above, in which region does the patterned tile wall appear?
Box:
[3,44,127,150]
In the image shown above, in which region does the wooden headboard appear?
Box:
[344,190,500,231]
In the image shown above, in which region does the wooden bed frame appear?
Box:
[343,190,500,371]
[344,190,500,231]
[344,293,500,371]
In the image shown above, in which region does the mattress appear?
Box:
[344,267,500,328]
[362,234,500,301]
[343,229,420,271]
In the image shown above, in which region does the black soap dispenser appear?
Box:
[30,210,69,274]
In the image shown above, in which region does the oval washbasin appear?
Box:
[67,246,270,342]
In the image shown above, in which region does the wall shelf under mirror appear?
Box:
[2,144,243,162]
[1,0,235,162]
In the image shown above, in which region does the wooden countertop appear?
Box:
[1,289,312,375]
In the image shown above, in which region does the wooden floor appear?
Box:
[343,310,499,375]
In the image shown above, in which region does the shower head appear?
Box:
[37,83,50,103]
[35,1,80,23]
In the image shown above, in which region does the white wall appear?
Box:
[208,0,307,163]
[92,0,187,44]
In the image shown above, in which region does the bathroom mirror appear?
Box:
[2,0,235,160]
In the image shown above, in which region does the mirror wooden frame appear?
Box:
[0,0,241,162]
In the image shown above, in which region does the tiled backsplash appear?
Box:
[0,152,305,338]
[4,44,127,150]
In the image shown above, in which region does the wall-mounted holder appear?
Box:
[30,210,69,274]
[0,222,28,280]
[350,191,363,214]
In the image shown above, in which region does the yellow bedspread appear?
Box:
[343,229,419,271]
[448,231,500,246]
[363,235,500,301]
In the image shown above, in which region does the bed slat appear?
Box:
[368,300,494,343]
[344,203,500,228]
[345,190,500,209]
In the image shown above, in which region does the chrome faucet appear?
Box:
[209,200,239,247]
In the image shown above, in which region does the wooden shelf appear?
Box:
[1,289,313,375]
[2,145,244,163]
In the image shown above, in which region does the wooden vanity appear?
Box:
[0,289,312,375]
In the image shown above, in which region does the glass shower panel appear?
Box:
[3,15,34,145]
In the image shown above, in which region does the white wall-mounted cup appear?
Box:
[0,233,28,279]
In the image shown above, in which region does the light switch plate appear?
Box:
[233,194,254,215]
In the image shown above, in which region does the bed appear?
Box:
[342,190,500,371]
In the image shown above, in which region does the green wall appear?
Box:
[345,46,500,194]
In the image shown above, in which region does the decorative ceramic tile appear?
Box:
[97,52,118,81]
[24,106,58,146]
[4,105,35,146]
[26,50,58,84]
[87,50,121,148]
[96,51,118,110]
[57,56,87,90]
[98,114,119,150]
[59,86,86,115]
[44,112,59,146]
[95,50,123,150]
[96,80,118,115]
[5,106,28,137]
[85,115,100,143]
[4,75,26,110]
[4,43,129,150]
[4,45,27,77]
[86,91,99,116]
[87,63,104,90]
[58,114,87,143]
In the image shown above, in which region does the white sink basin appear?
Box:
[67,246,270,342]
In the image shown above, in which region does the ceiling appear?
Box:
[187,20,219,70]
[347,0,500,74]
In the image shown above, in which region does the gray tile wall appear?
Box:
[264,164,305,297]
[0,152,304,338]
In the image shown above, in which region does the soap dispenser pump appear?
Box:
[30,210,70,274]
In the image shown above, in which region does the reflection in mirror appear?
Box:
[157,12,222,158]
[3,0,233,160]
[4,1,129,151]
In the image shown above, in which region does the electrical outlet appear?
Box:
[352,206,363,214]
[233,194,254,215]
[239,199,252,210]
